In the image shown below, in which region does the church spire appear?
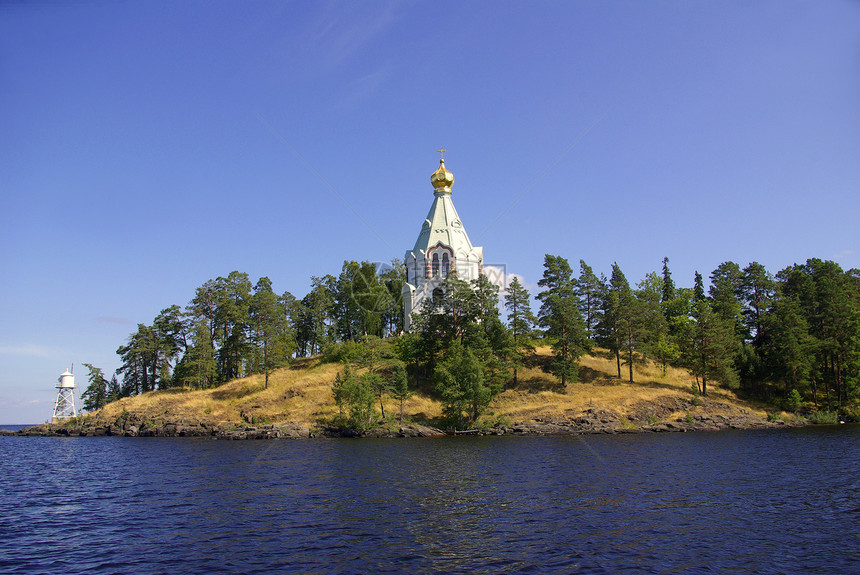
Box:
[402,150,484,331]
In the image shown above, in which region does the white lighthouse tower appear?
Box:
[402,149,484,331]
[52,366,78,423]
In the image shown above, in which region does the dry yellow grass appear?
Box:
[487,346,766,422]
[94,358,442,427]
[90,345,763,427]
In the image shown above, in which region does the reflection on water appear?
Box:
[1,426,858,574]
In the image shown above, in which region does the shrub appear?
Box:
[331,366,377,432]
[808,410,838,425]
[322,341,365,364]
[785,389,803,413]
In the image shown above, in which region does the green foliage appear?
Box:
[81,363,109,412]
[249,276,292,389]
[807,410,839,425]
[537,255,589,385]
[434,341,494,429]
[576,260,603,338]
[505,276,537,387]
[678,288,740,395]
[785,388,803,413]
[321,340,366,364]
[107,250,860,419]
[389,362,412,423]
[331,366,377,431]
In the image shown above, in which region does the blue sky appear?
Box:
[2,0,858,424]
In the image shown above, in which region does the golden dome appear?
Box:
[431,157,454,192]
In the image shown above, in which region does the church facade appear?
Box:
[402,151,483,331]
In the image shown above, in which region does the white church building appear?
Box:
[402,150,483,331]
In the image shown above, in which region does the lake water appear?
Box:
[1,426,858,574]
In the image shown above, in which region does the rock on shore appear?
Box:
[8,395,799,440]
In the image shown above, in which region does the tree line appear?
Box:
[81,255,860,423]
[82,262,405,410]
[530,255,860,412]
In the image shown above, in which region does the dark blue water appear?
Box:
[1,427,858,574]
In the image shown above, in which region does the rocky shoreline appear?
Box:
[4,402,801,440]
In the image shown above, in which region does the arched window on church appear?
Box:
[433,287,444,304]
[442,253,450,278]
[432,253,439,277]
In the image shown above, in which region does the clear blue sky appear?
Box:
[2,1,858,424]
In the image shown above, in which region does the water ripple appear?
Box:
[1,427,858,574]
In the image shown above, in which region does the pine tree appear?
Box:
[682,273,739,395]
[536,255,589,386]
[576,260,603,338]
[434,341,492,429]
[709,261,744,337]
[609,263,639,382]
[636,272,669,367]
[661,257,675,304]
[740,261,775,347]
[389,362,412,424]
[81,363,109,412]
[504,276,537,387]
[250,277,285,389]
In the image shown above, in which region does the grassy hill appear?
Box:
[79,346,787,433]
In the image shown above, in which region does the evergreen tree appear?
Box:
[116,323,158,396]
[762,295,814,394]
[442,271,481,343]
[635,272,669,366]
[576,260,603,338]
[536,255,589,386]
[661,257,675,304]
[173,317,217,389]
[434,341,492,429]
[106,374,121,403]
[250,277,285,389]
[609,263,640,382]
[333,261,364,342]
[661,258,689,340]
[740,261,775,346]
[212,271,253,382]
[379,259,406,336]
[681,273,739,395]
[389,362,412,424]
[81,363,109,412]
[331,365,376,431]
[504,276,536,387]
[709,261,745,340]
[776,259,860,409]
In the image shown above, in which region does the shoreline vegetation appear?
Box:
[8,347,810,439]
[12,254,857,438]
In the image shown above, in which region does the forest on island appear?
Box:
[81,255,860,428]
